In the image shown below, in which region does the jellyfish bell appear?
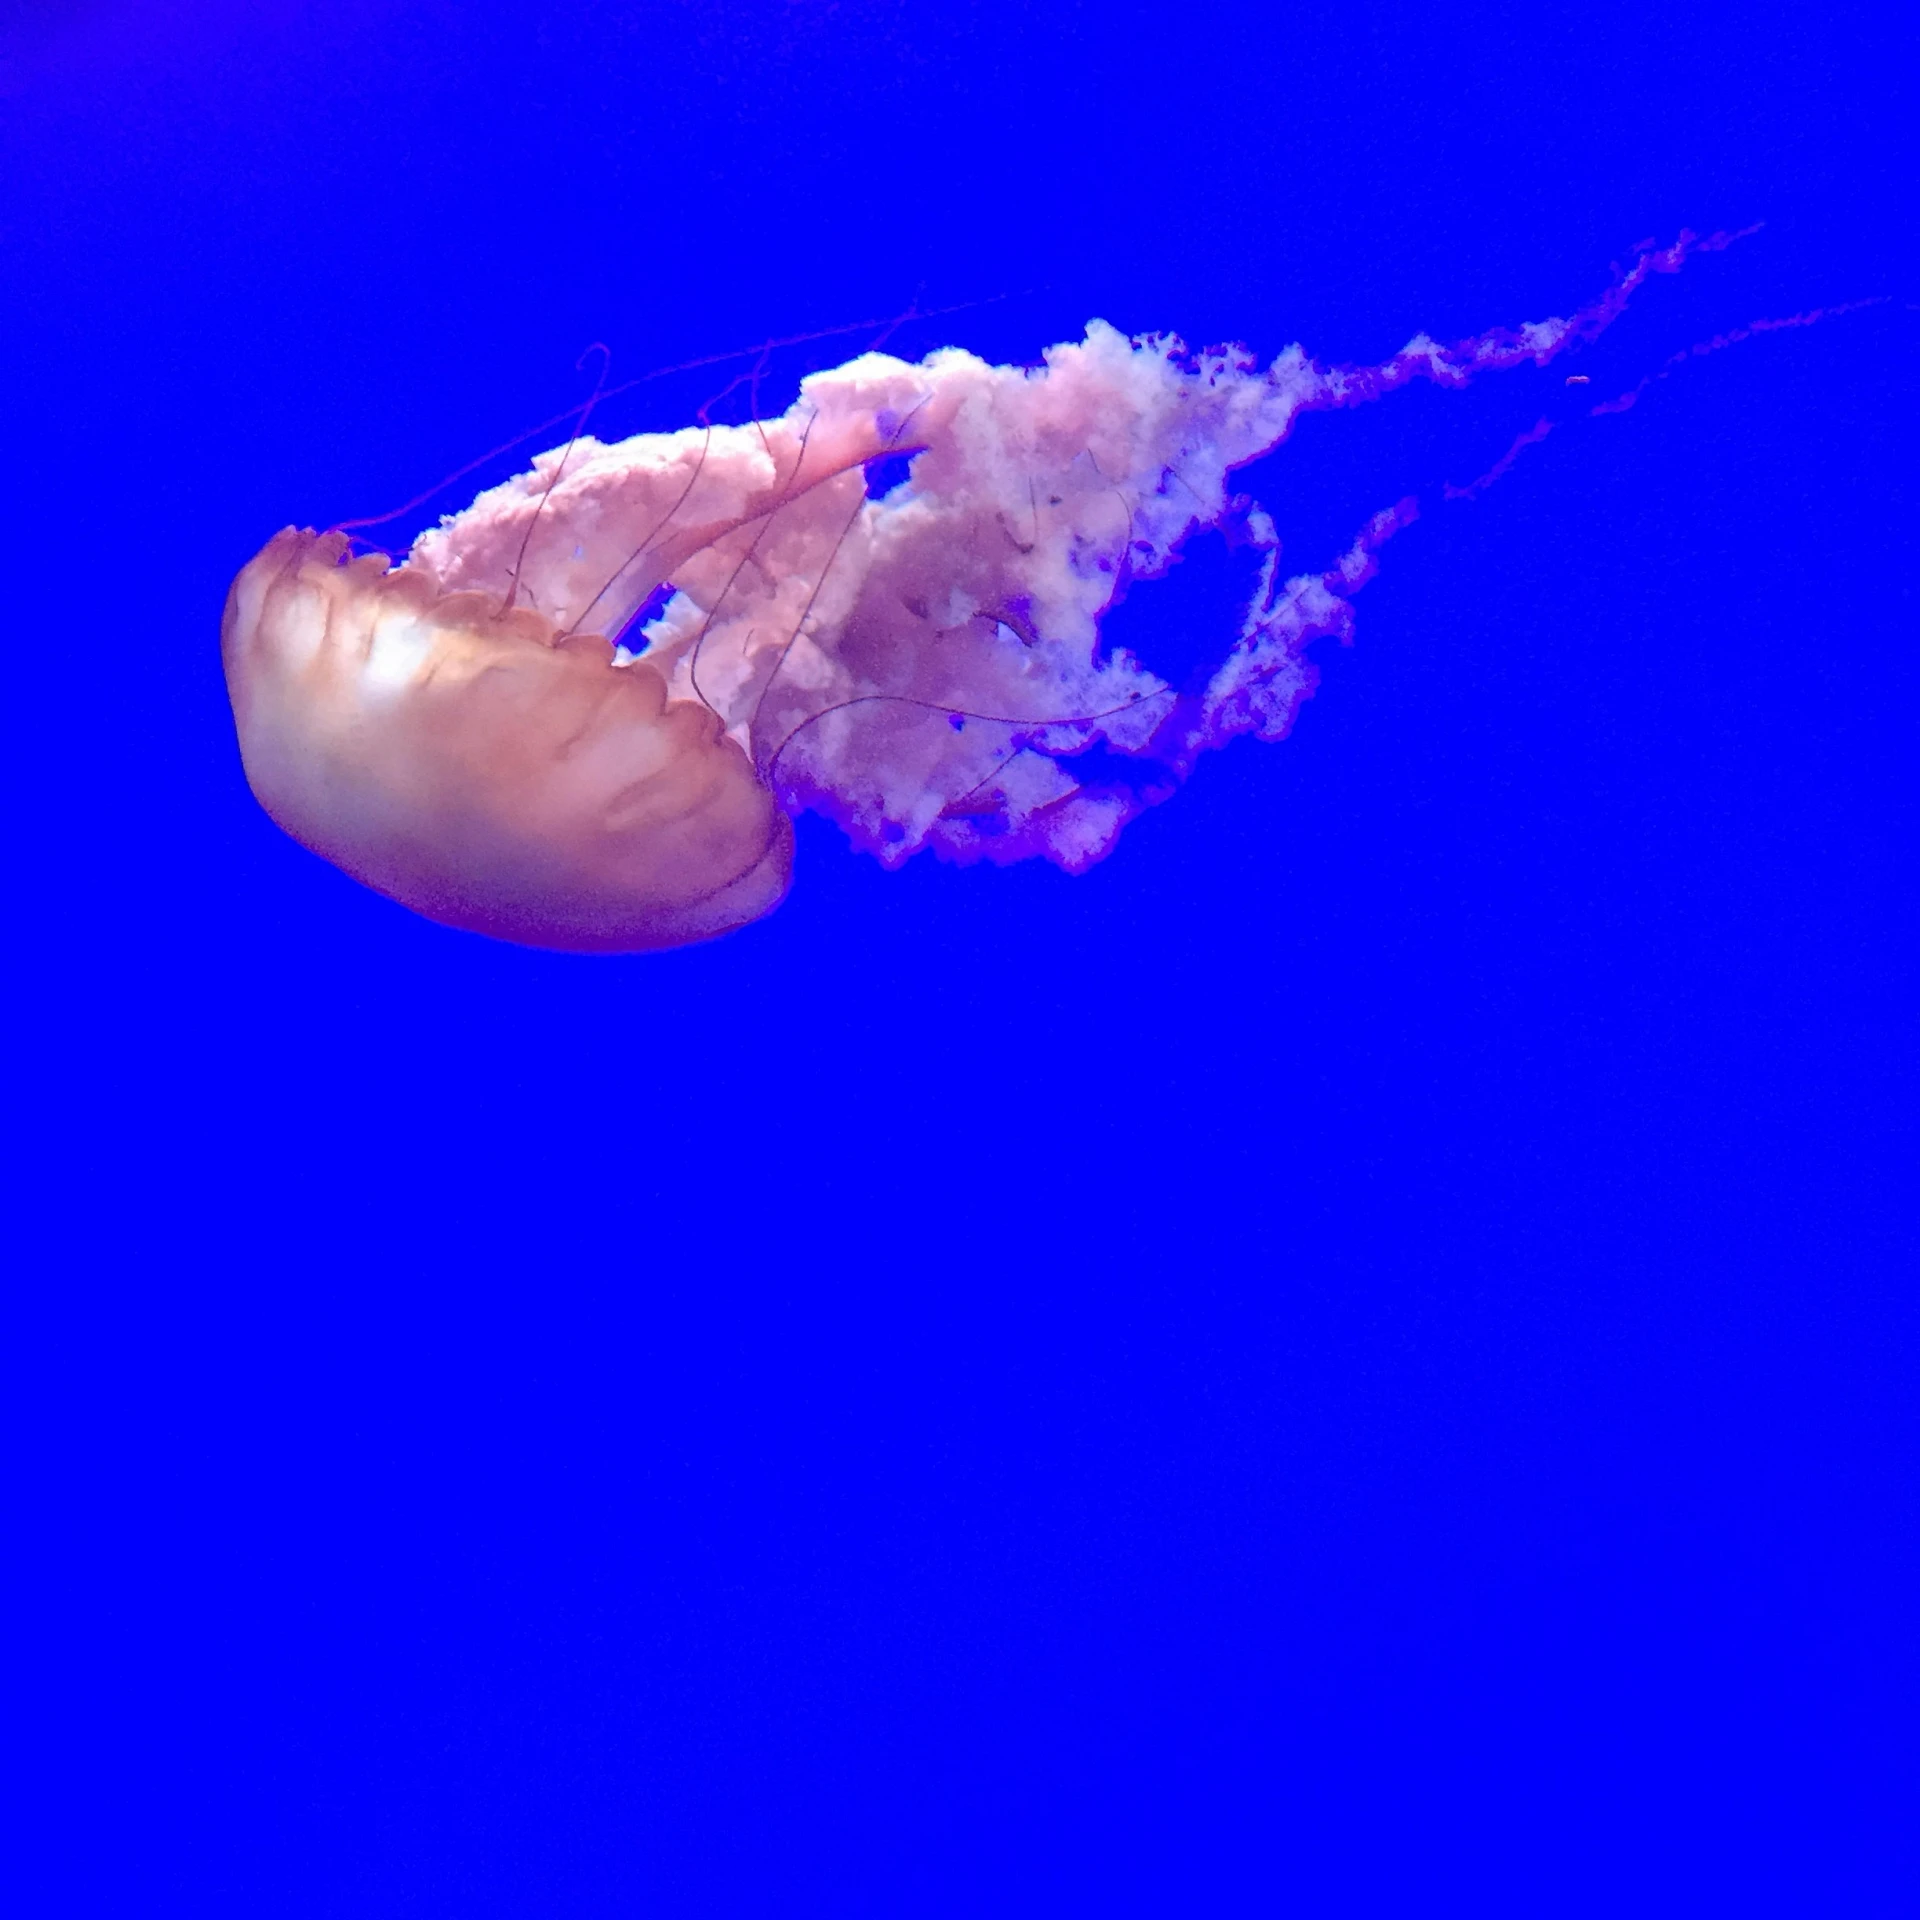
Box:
[223,232,1742,953]
[221,530,797,950]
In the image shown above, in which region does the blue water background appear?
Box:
[5,1,1915,1910]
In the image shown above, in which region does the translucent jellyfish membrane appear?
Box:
[222,232,1736,952]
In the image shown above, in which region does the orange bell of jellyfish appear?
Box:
[220,529,793,952]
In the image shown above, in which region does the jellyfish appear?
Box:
[222,232,1743,952]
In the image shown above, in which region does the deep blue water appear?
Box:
[6,2,1915,1912]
